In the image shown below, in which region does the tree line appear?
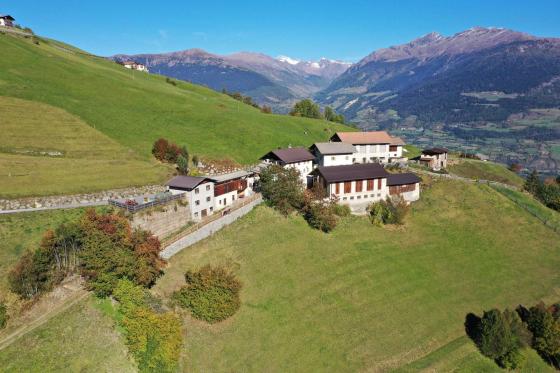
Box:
[525,170,560,212]
[466,301,560,369]
[289,99,345,124]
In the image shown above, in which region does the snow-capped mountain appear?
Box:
[112,50,351,111]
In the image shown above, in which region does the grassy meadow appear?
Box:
[448,159,524,187]
[0,32,349,170]
[0,179,559,371]
[0,296,135,373]
[0,96,171,197]
[151,179,560,372]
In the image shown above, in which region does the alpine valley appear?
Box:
[116,27,560,174]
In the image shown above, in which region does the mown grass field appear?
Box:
[0,96,171,197]
[0,296,135,373]
[152,179,560,372]
[448,159,524,187]
[0,32,348,171]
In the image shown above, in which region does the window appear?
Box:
[378,179,382,189]
[352,158,356,163]
[357,196,361,199]
[344,181,352,194]
[194,212,199,217]
[389,145,398,152]
[377,193,381,197]
[335,183,340,194]
[370,157,374,161]
[362,157,366,163]
[331,156,335,161]
[206,196,211,202]
[345,156,349,160]
[367,179,374,191]
[210,207,213,212]
[219,199,222,205]
[195,188,199,194]
[232,195,235,201]
[343,197,347,201]
[370,194,374,198]
[206,185,211,191]
[356,180,363,192]
[350,196,354,200]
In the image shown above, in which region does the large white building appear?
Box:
[309,142,355,167]
[330,131,406,164]
[260,147,315,186]
[311,163,421,213]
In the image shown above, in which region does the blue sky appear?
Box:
[3,0,560,61]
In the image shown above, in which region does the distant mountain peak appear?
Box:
[277,55,301,65]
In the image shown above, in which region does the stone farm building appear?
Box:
[419,148,448,171]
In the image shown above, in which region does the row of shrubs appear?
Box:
[113,279,182,373]
[9,209,165,299]
[467,301,560,369]
[259,165,350,232]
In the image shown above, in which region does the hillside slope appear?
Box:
[0,32,349,196]
[153,179,560,372]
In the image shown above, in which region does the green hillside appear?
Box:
[0,96,170,198]
[151,179,560,372]
[1,179,559,371]
[448,158,524,187]
[0,32,348,197]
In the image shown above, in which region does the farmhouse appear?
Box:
[260,147,314,186]
[120,60,149,72]
[166,175,215,220]
[311,163,420,212]
[309,142,355,167]
[0,15,14,27]
[420,147,448,171]
[209,170,257,213]
[330,131,406,164]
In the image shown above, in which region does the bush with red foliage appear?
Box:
[8,209,166,299]
[152,138,187,164]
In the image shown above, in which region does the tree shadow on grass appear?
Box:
[464,312,481,345]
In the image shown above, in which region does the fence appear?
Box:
[108,193,184,213]
[161,193,262,248]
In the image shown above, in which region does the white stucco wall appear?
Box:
[188,181,215,220]
[319,153,353,167]
[214,190,238,212]
[327,178,388,206]
[396,183,420,202]
[352,144,390,164]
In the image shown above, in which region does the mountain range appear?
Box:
[113,27,560,174]
[112,50,350,111]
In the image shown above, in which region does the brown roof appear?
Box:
[261,147,315,164]
[314,163,389,183]
[166,175,211,190]
[331,131,394,145]
[390,136,406,146]
[422,147,448,155]
[387,173,421,186]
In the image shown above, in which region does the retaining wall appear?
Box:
[160,196,262,259]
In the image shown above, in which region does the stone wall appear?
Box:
[131,198,191,238]
[0,185,166,212]
[160,196,262,259]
